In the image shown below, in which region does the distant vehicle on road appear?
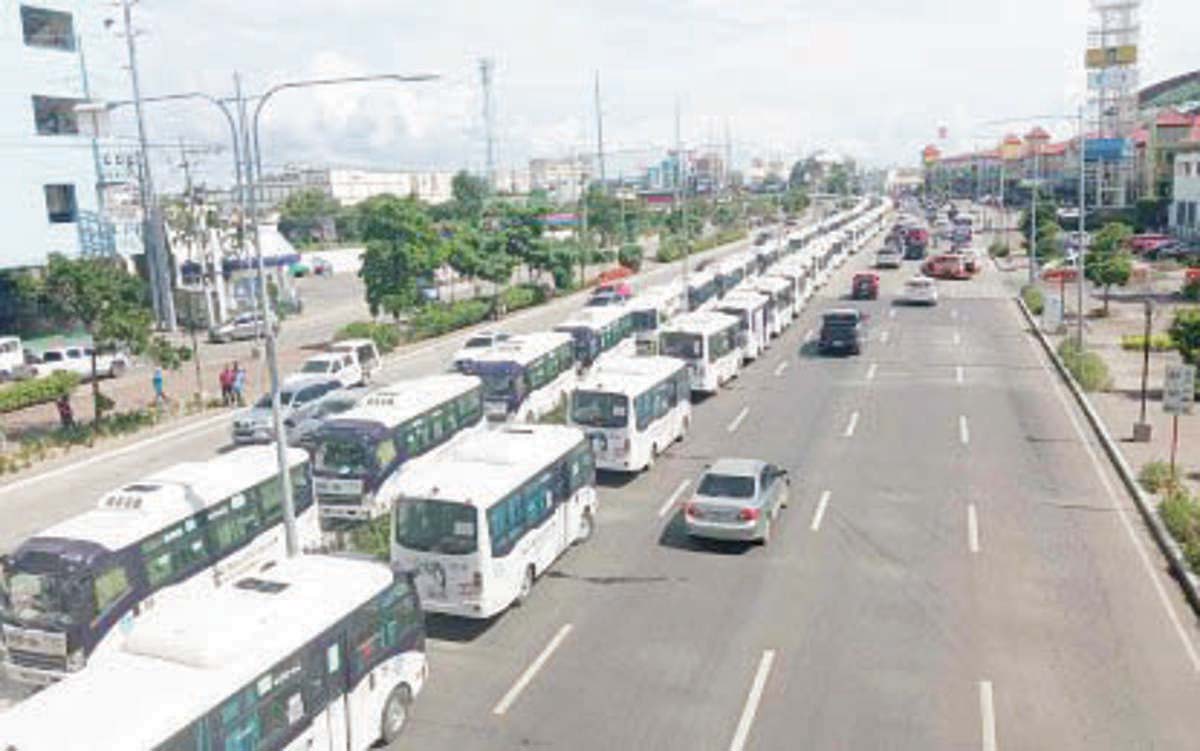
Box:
[29,345,128,380]
[1041,258,1081,283]
[0,445,318,687]
[922,254,971,280]
[851,272,880,300]
[0,335,33,381]
[659,311,742,393]
[1130,233,1173,255]
[330,337,382,383]
[391,424,597,618]
[901,275,939,306]
[818,308,867,355]
[208,311,276,343]
[875,246,903,268]
[299,351,364,388]
[450,329,510,370]
[231,374,342,445]
[457,332,577,422]
[684,458,790,545]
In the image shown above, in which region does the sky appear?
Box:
[97,0,1197,188]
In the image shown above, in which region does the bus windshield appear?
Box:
[395,499,478,555]
[316,436,376,477]
[661,332,703,359]
[476,366,522,401]
[0,564,81,629]
[630,309,658,331]
[572,391,629,428]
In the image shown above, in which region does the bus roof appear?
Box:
[555,305,628,331]
[752,275,791,294]
[718,290,769,311]
[465,331,572,367]
[22,445,308,554]
[392,424,585,506]
[575,355,685,396]
[660,310,740,336]
[0,555,394,751]
[323,373,480,431]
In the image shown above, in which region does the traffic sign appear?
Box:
[1041,295,1064,333]
[1164,364,1196,416]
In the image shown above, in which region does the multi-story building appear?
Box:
[1171,145,1200,240]
[1,2,121,270]
[231,165,458,210]
[528,156,591,204]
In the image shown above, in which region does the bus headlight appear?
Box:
[66,649,85,671]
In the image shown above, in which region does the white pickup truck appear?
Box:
[30,345,130,380]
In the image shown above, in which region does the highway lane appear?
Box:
[393,252,1200,750]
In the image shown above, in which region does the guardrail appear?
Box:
[1015,295,1200,616]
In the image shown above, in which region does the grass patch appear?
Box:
[1160,487,1200,573]
[1120,333,1176,352]
[1057,339,1112,392]
[1020,284,1045,315]
[1140,460,1180,494]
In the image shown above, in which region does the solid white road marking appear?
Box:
[956,365,965,385]
[727,407,750,433]
[843,411,860,438]
[493,624,574,716]
[959,415,970,445]
[951,309,960,320]
[879,330,890,344]
[968,504,980,554]
[658,479,691,518]
[811,490,832,531]
[774,360,789,377]
[1021,329,1200,672]
[729,650,777,751]
[866,362,878,381]
[888,308,897,319]
[804,328,815,342]
[979,680,997,751]
[953,330,962,346]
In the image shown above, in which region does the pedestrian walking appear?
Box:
[55,394,75,429]
[232,362,246,407]
[219,363,233,406]
[152,367,167,409]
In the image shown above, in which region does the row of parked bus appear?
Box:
[0,199,892,751]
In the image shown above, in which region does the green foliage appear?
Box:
[500,283,549,312]
[988,241,1010,259]
[278,189,341,245]
[357,195,443,317]
[584,186,624,248]
[144,336,193,371]
[451,170,489,224]
[780,189,809,216]
[0,406,164,475]
[334,321,401,354]
[656,235,687,263]
[1139,460,1180,494]
[1184,277,1200,301]
[618,243,644,272]
[1120,333,1176,352]
[1035,220,1061,260]
[1021,284,1044,315]
[407,299,492,341]
[1019,199,1058,252]
[0,372,80,414]
[1169,308,1200,365]
[1057,339,1112,392]
[347,516,391,561]
[1160,487,1200,573]
[695,228,748,253]
[1091,222,1133,256]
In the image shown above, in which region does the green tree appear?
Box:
[357,196,441,317]
[781,189,809,217]
[451,170,489,224]
[584,186,623,248]
[1035,220,1061,261]
[1169,308,1200,365]
[1085,250,1133,315]
[1091,221,1133,256]
[1019,198,1058,253]
[36,255,154,422]
[278,189,340,246]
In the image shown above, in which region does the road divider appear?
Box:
[493,623,574,716]
[727,407,750,434]
[979,680,997,751]
[968,504,980,554]
[843,411,860,438]
[659,479,691,518]
[728,649,776,751]
[811,490,832,531]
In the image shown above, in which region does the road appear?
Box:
[391,247,1200,749]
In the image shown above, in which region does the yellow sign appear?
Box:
[1085,45,1137,69]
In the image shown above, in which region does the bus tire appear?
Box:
[381,683,412,743]
[576,509,595,544]
[516,565,535,605]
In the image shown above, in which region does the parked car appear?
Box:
[289,386,368,449]
[922,254,971,280]
[1130,233,1173,255]
[29,345,129,380]
[1041,258,1080,283]
[311,256,334,277]
[289,260,312,278]
[900,275,939,306]
[0,336,33,381]
[851,272,880,300]
[592,279,633,301]
[329,338,381,384]
[299,351,363,388]
[209,312,277,343]
[231,375,343,445]
[875,246,903,269]
[451,330,510,370]
[683,458,790,545]
[817,309,867,355]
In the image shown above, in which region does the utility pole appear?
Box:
[724,120,733,192]
[120,0,176,331]
[1029,147,1040,285]
[594,71,606,184]
[1077,105,1087,347]
[675,99,689,298]
[480,58,495,187]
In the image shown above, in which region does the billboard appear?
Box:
[1087,68,1138,90]
[1084,138,1131,162]
[1085,45,1137,69]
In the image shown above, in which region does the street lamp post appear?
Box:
[246,73,438,556]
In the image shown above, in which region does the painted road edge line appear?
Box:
[774,360,789,377]
[727,407,750,433]
[880,330,890,344]
[658,479,691,518]
[968,504,980,554]
[811,490,832,531]
[979,680,997,751]
[956,365,965,385]
[953,330,962,346]
[959,415,970,445]
[866,362,878,381]
[493,624,574,716]
[729,650,777,751]
[843,411,860,438]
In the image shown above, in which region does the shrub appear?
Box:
[656,236,686,263]
[1170,308,1200,365]
[1020,284,1045,315]
[347,516,391,561]
[501,283,548,312]
[989,241,1010,258]
[1184,278,1200,301]
[407,299,492,340]
[618,243,644,272]
[1160,487,1200,573]
[0,372,80,414]
[1140,460,1179,494]
[335,320,401,354]
[0,406,163,475]
[1120,333,1176,352]
[1057,339,1112,392]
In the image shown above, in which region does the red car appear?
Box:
[1042,265,1080,283]
[921,254,971,280]
[1130,234,1172,255]
[851,272,880,299]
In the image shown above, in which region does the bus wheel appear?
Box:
[576,509,595,544]
[516,565,535,605]
[381,684,412,743]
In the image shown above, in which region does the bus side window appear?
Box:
[206,495,263,557]
[290,465,314,515]
[91,562,132,622]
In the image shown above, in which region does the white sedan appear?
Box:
[901,275,939,306]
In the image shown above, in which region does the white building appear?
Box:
[0,2,122,270]
[529,156,592,204]
[1171,145,1200,240]
[251,166,457,209]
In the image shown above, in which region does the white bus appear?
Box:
[0,446,317,687]
[311,374,485,522]
[751,275,797,334]
[570,356,692,472]
[713,252,758,297]
[659,311,742,394]
[768,261,811,315]
[457,332,577,423]
[685,269,721,312]
[553,305,635,369]
[717,290,771,362]
[629,285,686,355]
[391,424,597,618]
[0,555,427,751]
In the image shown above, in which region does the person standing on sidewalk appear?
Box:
[152,367,167,410]
[232,362,246,407]
[219,363,233,406]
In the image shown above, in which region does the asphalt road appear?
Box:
[390,248,1200,750]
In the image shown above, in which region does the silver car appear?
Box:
[684,458,790,544]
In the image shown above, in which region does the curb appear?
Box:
[1015,296,1200,616]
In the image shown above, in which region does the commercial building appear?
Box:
[1171,145,1200,240]
[528,156,592,204]
[243,165,458,210]
[0,2,121,270]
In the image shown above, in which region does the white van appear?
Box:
[330,338,382,384]
[0,336,31,381]
[300,351,363,388]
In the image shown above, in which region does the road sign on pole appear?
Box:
[1164,364,1195,416]
[1042,294,1064,333]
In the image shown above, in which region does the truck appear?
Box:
[28,344,129,380]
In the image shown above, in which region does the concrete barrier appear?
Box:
[1016,296,1200,616]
